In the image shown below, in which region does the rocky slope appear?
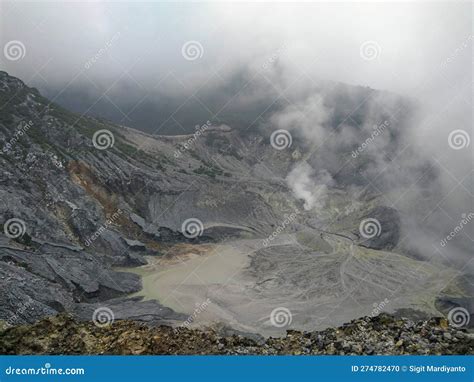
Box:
[0,70,471,342]
[1,313,472,355]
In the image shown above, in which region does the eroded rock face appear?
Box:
[0,71,470,336]
[0,243,142,324]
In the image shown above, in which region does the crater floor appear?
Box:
[127,233,460,336]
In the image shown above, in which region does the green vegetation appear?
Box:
[193,165,222,178]
[192,161,230,178]
[0,87,30,125]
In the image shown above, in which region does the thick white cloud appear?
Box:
[1,2,470,94]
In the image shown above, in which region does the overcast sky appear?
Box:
[0,2,470,94]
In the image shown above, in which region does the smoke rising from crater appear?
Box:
[286,162,334,212]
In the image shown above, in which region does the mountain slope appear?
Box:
[0,71,468,336]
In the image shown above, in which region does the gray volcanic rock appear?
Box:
[436,297,474,329]
[1,313,472,355]
[0,261,74,326]
[130,213,160,238]
[0,71,470,337]
[0,244,142,322]
[0,242,148,325]
[73,297,188,326]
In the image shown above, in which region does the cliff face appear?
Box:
[0,71,301,328]
[0,71,469,337]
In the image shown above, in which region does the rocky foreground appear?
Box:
[1,313,472,355]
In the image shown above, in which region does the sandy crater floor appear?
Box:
[128,234,460,336]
